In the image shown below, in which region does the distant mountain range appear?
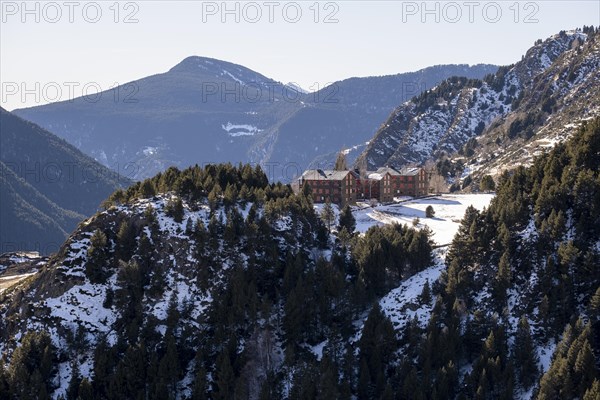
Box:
[356,28,600,187]
[0,108,131,253]
[12,60,497,182]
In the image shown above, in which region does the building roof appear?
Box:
[398,167,421,176]
[373,166,421,176]
[301,167,422,181]
[301,169,356,181]
[367,172,383,180]
[375,167,400,176]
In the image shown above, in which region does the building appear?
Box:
[375,166,429,198]
[356,172,380,202]
[298,169,359,206]
[299,166,429,205]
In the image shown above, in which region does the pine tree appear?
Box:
[301,181,313,200]
[321,198,335,233]
[191,365,208,400]
[334,151,348,171]
[77,378,93,399]
[166,196,185,223]
[214,350,235,400]
[318,356,339,400]
[589,286,600,320]
[284,276,306,344]
[338,204,356,233]
[66,360,81,400]
[158,335,180,398]
[223,183,238,206]
[86,229,109,284]
[139,179,157,198]
[208,183,222,210]
[357,358,372,400]
[480,175,496,192]
[445,258,471,300]
[7,331,56,400]
[494,251,511,308]
[358,304,396,399]
[116,220,136,262]
[0,359,9,399]
[401,367,422,400]
[144,204,160,234]
[420,279,432,304]
[538,294,551,331]
[574,340,597,396]
[381,383,394,400]
[583,379,600,400]
[426,205,435,218]
[513,316,539,388]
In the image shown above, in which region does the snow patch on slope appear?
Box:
[222,122,262,137]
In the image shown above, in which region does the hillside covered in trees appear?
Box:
[0,118,599,399]
[0,163,433,399]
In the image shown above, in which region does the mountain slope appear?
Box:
[0,115,598,399]
[356,28,599,177]
[0,161,84,253]
[0,108,131,253]
[0,163,436,399]
[12,59,496,181]
[457,28,600,185]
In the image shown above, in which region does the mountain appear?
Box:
[0,108,132,253]
[0,161,83,253]
[356,27,600,181]
[12,59,497,182]
[0,116,599,399]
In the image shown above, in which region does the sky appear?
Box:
[1,0,599,110]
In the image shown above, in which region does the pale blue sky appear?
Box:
[1,1,598,110]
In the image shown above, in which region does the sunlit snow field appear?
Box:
[354,194,495,245]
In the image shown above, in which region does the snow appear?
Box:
[285,82,308,94]
[373,77,510,166]
[537,340,557,374]
[222,69,244,85]
[149,272,211,327]
[354,194,495,245]
[379,261,445,332]
[274,215,293,232]
[342,141,370,155]
[54,362,72,399]
[44,280,117,335]
[221,122,262,137]
[142,146,158,156]
[540,52,553,69]
[307,340,328,361]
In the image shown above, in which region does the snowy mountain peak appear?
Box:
[356,27,599,176]
[168,55,274,86]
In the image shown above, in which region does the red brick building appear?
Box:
[299,167,429,205]
[298,169,359,206]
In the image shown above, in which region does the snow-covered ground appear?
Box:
[221,122,262,137]
[354,194,495,245]
[380,260,445,331]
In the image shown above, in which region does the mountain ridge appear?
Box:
[13,60,497,182]
[355,28,599,184]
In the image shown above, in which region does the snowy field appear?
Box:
[354,194,495,246]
